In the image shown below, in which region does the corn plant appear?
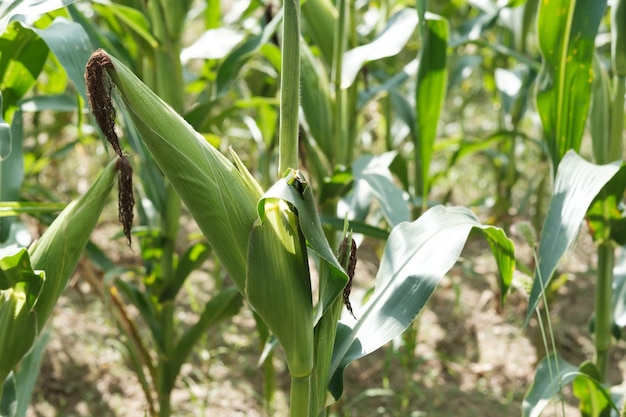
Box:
[521,0,626,415]
[82,0,516,407]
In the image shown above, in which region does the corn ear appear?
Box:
[85,50,261,292]
[0,248,43,383]
[29,159,117,330]
[246,199,314,378]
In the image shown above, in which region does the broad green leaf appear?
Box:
[0,22,47,111]
[0,325,51,417]
[301,0,336,65]
[522,353,578,417]
[0,0,75,35]
[345,153,410,227]
[180,28,244,63]
[0,247,43,384]
[93,2,157,49]
[328,205,515,399]
[526,151,622,324]
[300,42,333,158]
[29,160,117,330]
[415,12,448,205]
[573,362,615,417]
[586,167,626,245]
[31,17,93,102]
[341,8,418,89]
[535,0,607,170]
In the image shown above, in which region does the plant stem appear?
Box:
[332,0,349,166]
[610,75,625,160]
[290,375,311,417]
[278,0,301,175]
[594,241,615,382]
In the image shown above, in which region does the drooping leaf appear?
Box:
[341,8,418,89]
[0,22,48,111]
[343,153,410,228]
[29,160,117,330]
[0,0,76,35]
[328,205,515,399]
[522,353,578,417]
[535,0,607,170]
[31,17,93,102]
[0,247,44,384]
[526,151,623,324]
[573,362,615,417]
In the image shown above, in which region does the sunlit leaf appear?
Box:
[535,0,607,170]
[328,205,515,399]
[341,8,418,88]
[526,151,623,324]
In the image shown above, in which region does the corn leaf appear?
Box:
[345,153,410,228]
[31,18,93,102]
[301,0,336,65]
[415,12,448,204]
[341,8,418,89]
[0,247,43,384]
[589,53,612,164]
[300,42,334,159]
[29,159,117,330]
[535,0,607,170]
[525,151,624,324]
[0,22,47,111]
[522,353,578,417]
[328,205,515,399]
[573,362,614,417]
[0,0,75,36]
[8,329,50,417]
